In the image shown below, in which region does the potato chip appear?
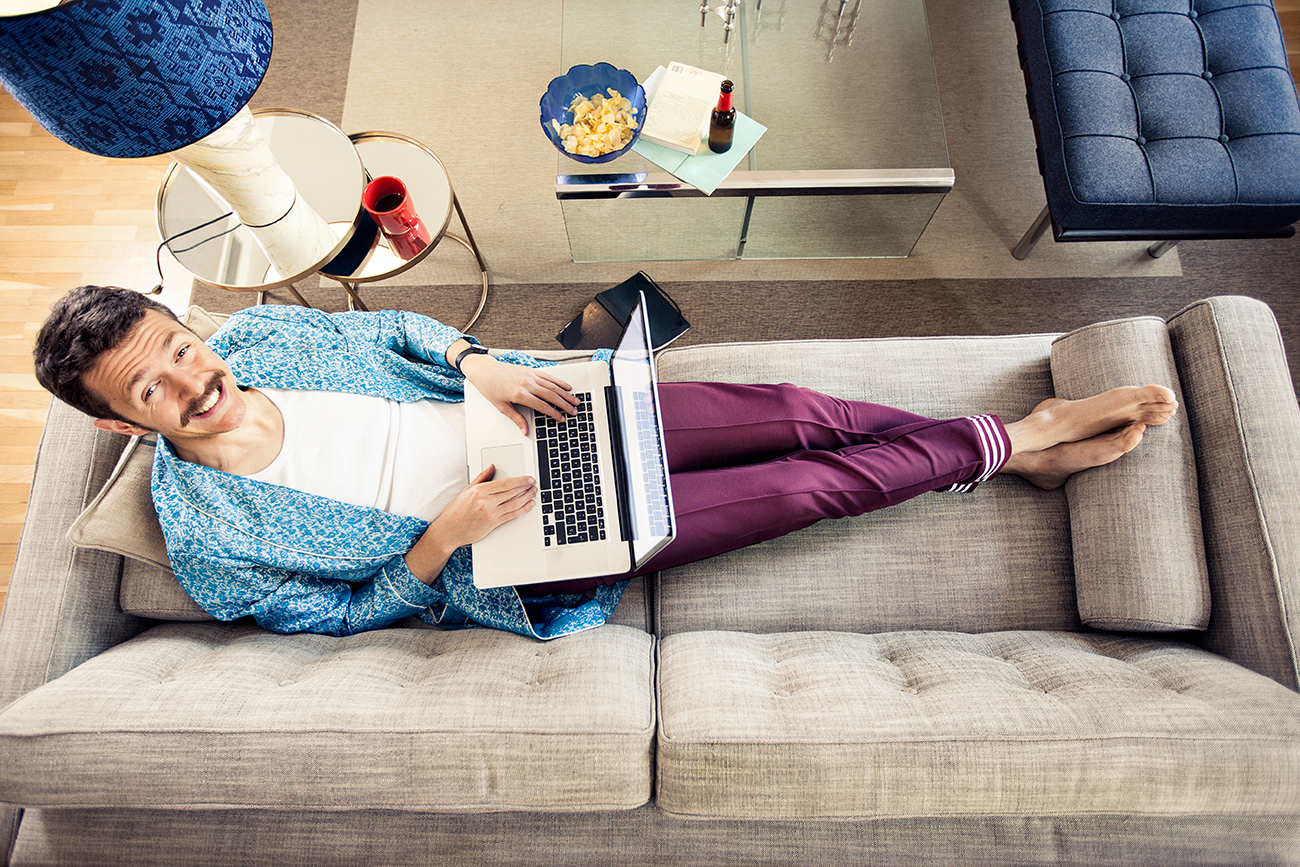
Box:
[554,87,639,157]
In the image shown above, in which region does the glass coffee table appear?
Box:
[557,0,952,261]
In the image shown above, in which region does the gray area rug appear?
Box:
[195,0,1300,388]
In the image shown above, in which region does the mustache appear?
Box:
[180,373,225,427]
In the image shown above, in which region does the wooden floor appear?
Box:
[0,95,186,619]
[1286,0,1300,76]
[1,7,1299,620]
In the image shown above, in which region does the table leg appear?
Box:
[451,195,489,332]
[284,284,315,308]
[255,285,315,308]
[336,280,370,312]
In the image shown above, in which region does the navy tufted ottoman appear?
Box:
[1009,0,1300,259]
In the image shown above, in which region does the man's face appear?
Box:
[83,310,246,441]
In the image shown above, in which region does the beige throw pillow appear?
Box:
[66,434,169,570]
[64,305,225,619]
[1050,315,1210,632]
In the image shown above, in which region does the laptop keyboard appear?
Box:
[535,392,606,547]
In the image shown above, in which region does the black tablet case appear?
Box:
[556,272,690,352]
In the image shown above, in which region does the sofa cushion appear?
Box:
[656,629,1300,820]
[1050,315,1209,631]
[0,622,656,811]
[654,334,1083,636]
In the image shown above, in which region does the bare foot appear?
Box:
[1004,385,1176,454]
[1002,423,1147,490]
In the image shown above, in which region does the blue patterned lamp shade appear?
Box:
[0,0,272,159]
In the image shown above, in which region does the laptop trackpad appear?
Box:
[471,443,545,588]
[481,444,529,480]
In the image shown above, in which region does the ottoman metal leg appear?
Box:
[1147,240,1178,258]
[1013,204,1052,260]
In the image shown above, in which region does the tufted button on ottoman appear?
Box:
[1008,0,1300,259]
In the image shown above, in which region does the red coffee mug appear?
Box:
[362,175,431,260]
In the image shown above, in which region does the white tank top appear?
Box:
[248,388,468,522]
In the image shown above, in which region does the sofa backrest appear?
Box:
[653,333,1081,637]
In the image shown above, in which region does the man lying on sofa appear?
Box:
[32,285,1178,640]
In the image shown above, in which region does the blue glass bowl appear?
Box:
[540,63,646,164]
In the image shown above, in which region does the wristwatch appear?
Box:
[451,343,489,373]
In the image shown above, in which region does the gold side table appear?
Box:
[157,116,489,331]
[156,108,364,307]
[320,131,489,332]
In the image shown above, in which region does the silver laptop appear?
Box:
[466,292,676,588]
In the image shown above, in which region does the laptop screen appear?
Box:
[610,291,676,567]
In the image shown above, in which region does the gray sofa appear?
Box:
[1,295,1298,866]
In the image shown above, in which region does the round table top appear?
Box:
[318,131,455,283]
[156,109,365,292]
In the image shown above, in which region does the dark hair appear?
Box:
[33,285,182,422]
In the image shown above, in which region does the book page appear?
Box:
[640,62,726,153]
[643,91,712,147]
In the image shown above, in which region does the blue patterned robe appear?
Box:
[152,305,626,640]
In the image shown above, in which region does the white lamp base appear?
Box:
[169,107,337,280]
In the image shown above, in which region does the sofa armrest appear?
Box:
[0,401,150,708]
[1168,296,1300,691]
[0,401,153,864]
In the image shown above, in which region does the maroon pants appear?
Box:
[521,382,1009,595]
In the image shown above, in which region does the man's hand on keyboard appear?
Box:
[460,354,579,434]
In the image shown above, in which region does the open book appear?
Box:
[637,61,726,154]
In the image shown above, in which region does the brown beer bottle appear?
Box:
[708,80,735,153]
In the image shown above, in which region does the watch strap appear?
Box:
[452,343,489,373]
